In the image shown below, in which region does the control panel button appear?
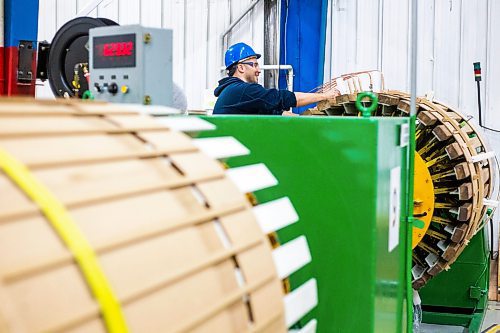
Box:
[121,85,129,94]
[108,82,118,95]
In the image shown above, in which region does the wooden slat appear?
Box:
[98,224,226,298]
[0,174,40,222]
[0,116,115,136]
[2,201,247,282]
[6,265,99,333]
[0,131,196,168]
[0,157,226,222]
[197,178,250,210]
[169,152,225,178]
[0,103,75,115]
[249,279,285,329]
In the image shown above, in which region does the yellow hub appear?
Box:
[413,152,435,249]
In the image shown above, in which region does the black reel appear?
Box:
[47,17,118,98]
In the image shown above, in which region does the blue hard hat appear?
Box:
[224,43,261,69]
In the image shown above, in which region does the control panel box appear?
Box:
[89,25,173,106]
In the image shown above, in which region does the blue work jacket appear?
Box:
[213,77,297,115]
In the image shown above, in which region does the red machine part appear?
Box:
[0,46,4,95]
[3,46,37,96]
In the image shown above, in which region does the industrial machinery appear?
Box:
[44,17,118,99]
[0,0,39,96]
[199,114,412,332]
[308,82,498,331]
[38,19,174,107]
[89,25,173,106]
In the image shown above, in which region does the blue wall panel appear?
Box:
[4,0,39,48]
[279,0,328,113]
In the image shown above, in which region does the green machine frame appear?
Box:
[420,232,490,332]
[199,116,412,332]
[196,115,490,332]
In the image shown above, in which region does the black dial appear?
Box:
[108,82,118,94]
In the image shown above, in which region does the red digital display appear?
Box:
[93,34,136,68]
[101,42,134,57]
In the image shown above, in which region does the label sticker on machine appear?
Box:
[388,166,401,252]
[93,34,136,68]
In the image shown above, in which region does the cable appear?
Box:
[473,61,500,259]
[474,62,500,132]
[480,125,500,133]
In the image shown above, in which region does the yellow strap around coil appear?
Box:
[0,148,128,333]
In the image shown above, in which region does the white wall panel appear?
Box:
[141,0,162,27]
[330,0,357,76]
[38,0,57,42]
[457,0,488,120]
[56,0,76,29]
[356,0,380,72]
[485,0,500,129]
[118,0,140,25]
[381,0,409,91]
[325,0,500,126]
[416,0,435,96]
[97,0,119,22]
[433,0,461,107]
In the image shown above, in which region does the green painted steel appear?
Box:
[420,231,490,332]
[199,116,410,332]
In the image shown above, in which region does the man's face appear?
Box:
[238,57,260,83]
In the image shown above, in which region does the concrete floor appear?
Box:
[415,301,500,333]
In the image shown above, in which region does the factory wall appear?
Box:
[324,0,500,249]
[36,0,265,109]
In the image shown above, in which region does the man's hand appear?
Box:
[323,88,340,99]
[282,111,298,116]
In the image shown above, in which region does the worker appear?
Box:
[213,42,337,115]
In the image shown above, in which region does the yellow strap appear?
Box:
[0,148,128,333]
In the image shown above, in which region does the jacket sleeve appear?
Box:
[242,84,297,115]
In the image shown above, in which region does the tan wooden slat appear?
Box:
[3,201,247,282]
[197,178,250,210]
[248,279,285,329]
[64,319,106,333]
[0,283,26,332]
[253,316,287,333]
[72,103,139,114]
[0,174,39,221]
[0,216,70,275]
[0,116,115,136]
[237,243,278,285]
[0,103,75,115]
[220,210,265,247]
[0,173,224,224]
[123,262,245,333]
[0,131,196,168]
[169,151,225,178]
[136,131,195,151]
[99,224,225,298]
[5,265,99,333]
[190,304,249,333]
[34,159,185,207]
[106,114,169,129]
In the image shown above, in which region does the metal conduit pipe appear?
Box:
[220,0,262,66]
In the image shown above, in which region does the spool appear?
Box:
[0,98,286,332]
[307,89,496,289]
[47,17,118,98]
